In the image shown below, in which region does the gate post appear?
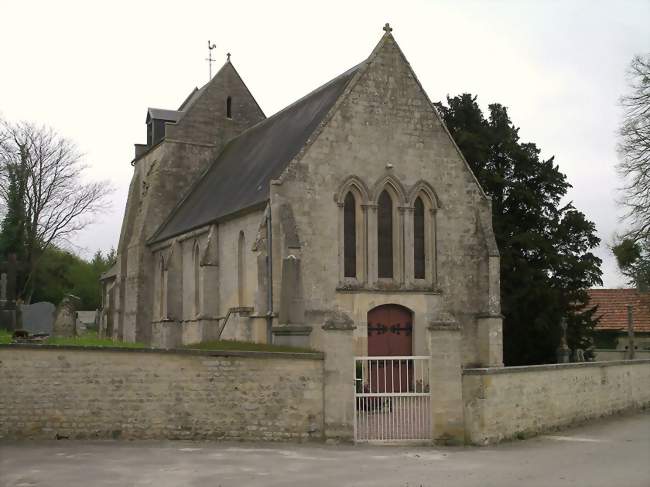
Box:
[322,319,356,442]
[427,319,465,445]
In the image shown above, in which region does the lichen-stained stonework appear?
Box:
[270,33,500,366]
[0,347,324,441]
[104,27,504,442]
[112,62,265,344]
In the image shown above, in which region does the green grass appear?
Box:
[0,329,146,348]
[44,333,147,348]
[183,339,316,353]
[0,329,11,345]
[0,329,314,353]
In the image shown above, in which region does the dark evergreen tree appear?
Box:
[613,237,650,291]
[0,159,28,261]
[436,94,602,365]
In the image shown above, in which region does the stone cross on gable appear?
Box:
[383,23,392,33]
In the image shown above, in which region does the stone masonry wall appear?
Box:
[0,346,323,441]
[462,360,650,445]
[271,34,497,365]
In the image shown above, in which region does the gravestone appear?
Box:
[0,254,22,330]
[53,295,81,337]
[20,302,56,334]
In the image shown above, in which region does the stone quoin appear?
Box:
[101,25,504,442]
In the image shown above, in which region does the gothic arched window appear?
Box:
[193,243,201,317]
[226,96,233,119]
[238,231,246,305]
[414,197,425,279]
[159,256,166,320]
[378,190,394,278]
[344,192,357,278]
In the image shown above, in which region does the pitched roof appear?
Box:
[100,262,118,281]
[150,63,362,243]
[147,108,182,122]
[588,288,650,333]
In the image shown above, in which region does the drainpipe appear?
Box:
[266,206,273,344]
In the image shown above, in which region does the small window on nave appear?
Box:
[226,96,232,119]
[344,191,357,278]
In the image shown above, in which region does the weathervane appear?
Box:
[206,40,217,81]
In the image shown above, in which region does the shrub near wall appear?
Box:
[462,360,650,445]
[0,346,324,441]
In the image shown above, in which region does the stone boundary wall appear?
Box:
[594,349,650,361]
[462,359,650,445]
[0,345,324,441]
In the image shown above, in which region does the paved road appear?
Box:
[1,411,649,487]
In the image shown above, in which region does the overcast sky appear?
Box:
[1,0,648,287]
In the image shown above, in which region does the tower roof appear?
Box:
[149,62,362,243]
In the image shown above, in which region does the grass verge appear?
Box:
[183,339,315,353]
[0,329,146,348]
[0,329,11,345]
[0,329,315,353]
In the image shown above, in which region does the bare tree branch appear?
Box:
[0,118,113,300]
[617,54,650,242]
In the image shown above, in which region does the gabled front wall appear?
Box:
[271,35,499,366]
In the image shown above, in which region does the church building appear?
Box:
[103,24,503,375]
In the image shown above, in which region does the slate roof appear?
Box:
[100,262,118,281]
[150,63,361,243]
[588,288,650,333]
[147,108,182,122]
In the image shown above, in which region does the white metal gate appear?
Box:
[354,356,432,442]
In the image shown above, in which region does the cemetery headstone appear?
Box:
[53,295,81,337]
[0,254,21,330]
[20,302,56,334]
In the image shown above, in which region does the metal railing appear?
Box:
[354,356,432,442]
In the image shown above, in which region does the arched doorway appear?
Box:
[366,304,413,395]
[367,304,413,357]
[356,305,430,441]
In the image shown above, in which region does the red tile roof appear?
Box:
[587,289,650,333]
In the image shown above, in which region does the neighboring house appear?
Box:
[104,26,503,369]
[588,288,650,360]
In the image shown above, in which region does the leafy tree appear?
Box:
[30,247,115,309]
[436,94,602,365]
[0,155,27,261]
[613,237,650,291]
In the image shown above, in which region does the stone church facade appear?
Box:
[103,26,503,373]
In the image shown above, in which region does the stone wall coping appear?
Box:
[463,358,650,375]
[428,323,461,331]
[322,322,356,331]
[272,325,313,336]
[0,344,324,361]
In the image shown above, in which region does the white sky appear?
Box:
[1,0,648,287]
